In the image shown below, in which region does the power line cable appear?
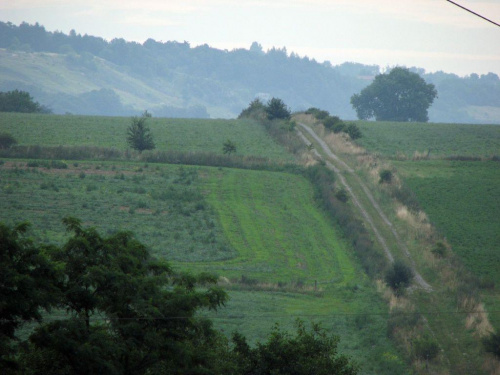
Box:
[446,0,500,27]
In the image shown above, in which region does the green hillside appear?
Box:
[0,113,408,374]
[0,112,295,161]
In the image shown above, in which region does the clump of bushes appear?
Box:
[385,260,413,294]
[379,169,393,184]
[305,108,362,139]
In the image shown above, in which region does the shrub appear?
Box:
[323,116,342,130]
[345,123,362,139]
[335,188,349,203]
[265,98,291,120]
[50,160,68,169]
[414,335,440,361]
[238,98,266,119]
[385,260,413,293]
[127,112,155,153]
[431,241,447,257]
[379,169,393,184]
[332,122,346,134]
[483,332,500,359]
[0,133,18,149]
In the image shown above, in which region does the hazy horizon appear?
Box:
[1,0,499,77]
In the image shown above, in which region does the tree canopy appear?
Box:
[0,90,50,113]
[350,67,437,122]
[1,219,358,374]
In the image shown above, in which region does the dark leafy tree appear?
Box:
[126,111,155,152]
[0,90,50,113]
[350,67,437,122]
[385,260,414,293]
[232,320,358,375]
[0,222,59,371]
[223,139,236,155]
[21,217,229,375]
[265,97,291,120]
[0,133,17,149]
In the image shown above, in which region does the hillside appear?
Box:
[0,113,408,374]
[1,21,500,123]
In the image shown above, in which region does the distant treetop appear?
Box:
[0,90,51,113]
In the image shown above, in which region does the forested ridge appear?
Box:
[0,21,499,123]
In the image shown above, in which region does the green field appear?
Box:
[0,112,295,162]
[0,159,407,374]
[355,120,500,158]
[394,160,500,285]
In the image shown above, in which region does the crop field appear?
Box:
[0,112,295,162]
[0,159,407,374]
[355,120,500,158]
[394,160,500,285]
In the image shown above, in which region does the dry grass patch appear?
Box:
[464,303,494,338]
[396,205,433,241]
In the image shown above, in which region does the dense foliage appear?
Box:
[385,261,414,293]
[2,21,499,122]
[350,68,437,122]
[0,219,358,374]
[0,90,50,113]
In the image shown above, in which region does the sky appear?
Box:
[1,0,499,77]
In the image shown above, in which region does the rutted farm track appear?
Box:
[297,122,432,291]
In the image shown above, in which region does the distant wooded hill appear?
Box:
[1,21,499,123]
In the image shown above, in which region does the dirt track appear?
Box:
[297,122,432,291]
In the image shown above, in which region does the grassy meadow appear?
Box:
[0,112,296,162]
[0,113,408,374]
[355,120,500,158]
[352,120,500,336]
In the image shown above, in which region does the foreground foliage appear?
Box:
[1,219,358,374]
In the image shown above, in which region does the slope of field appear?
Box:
[0,160,407,374]
[0,112,295,162]
[0,113,409,374]
[355,120,500,158]
[394,160,500,286]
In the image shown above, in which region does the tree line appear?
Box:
[2,21,499,122]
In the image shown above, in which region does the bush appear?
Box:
[265,98,291,120]
[127,112,155,153]
[414,335,440,361]
[238,98,266,119]
[385,260,413,292]
[431,241,447,257]
[335,188,349,203]
[345,123,362,139]
[323,116,342,130]
[331,122,346,134]
[379,169,393,184]
[0,133,18,149]
[483,332,500,359]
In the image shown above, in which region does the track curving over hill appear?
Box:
[297,122,432,292]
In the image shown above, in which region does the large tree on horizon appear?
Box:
[350,67,437,122]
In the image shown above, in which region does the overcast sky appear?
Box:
[1,0,499,76]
